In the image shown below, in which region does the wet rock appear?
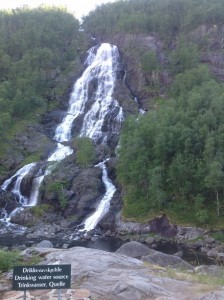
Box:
[150,214,177,237]
[0,191,18,215]
[41,110,67,139]
[41,159,104,223]
[10,209,38,226]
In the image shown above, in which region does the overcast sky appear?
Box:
[0,0,116,20]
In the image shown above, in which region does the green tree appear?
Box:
[170,38,199,74]
[0,7,82,138]
[46,181,68,210]
[205,161,224,217]
[74,137,96,166]
[117,64,224,224]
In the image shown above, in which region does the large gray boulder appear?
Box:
[36,246,171,300]
[116,241,151,258]
[22,246,223,300]
[142,251,193,270]
[35,240,53,248]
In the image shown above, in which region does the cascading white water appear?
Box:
[1,162,37,205]
[2,163,36,192]
[80,43,123,141]
[80,159,116,231]
[1,43,123,231]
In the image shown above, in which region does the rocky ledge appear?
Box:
[2,213,224,268]
[1,242,224,300]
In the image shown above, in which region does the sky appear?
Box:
[0,0,116,20]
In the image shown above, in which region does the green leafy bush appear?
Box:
[46,181,68,209]
[0,250,22,273]
[74,137,96,166]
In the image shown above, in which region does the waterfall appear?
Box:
[0,43,123,231]
[80,159,116,232]
[1,162,37,206]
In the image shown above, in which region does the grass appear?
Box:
[164,267,224,286]
[22,152,42,165]
[0,249,41,273]
[30,204,52,218]
[0,250,21,273]
[211,231,224,242]
[144,261,224,288]
[122,200,224,230]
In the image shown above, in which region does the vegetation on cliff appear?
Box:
[118,65,224,225]
[1,0,224,227]
[0,7,82,139]
[83,0,224,37]
[82,0,224,225]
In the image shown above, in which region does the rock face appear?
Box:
[109,33,170,111]
[190,24,224,81]
[149,214,178,237]
[2,246,224,300]
[41,155,105,224]
[3,23,224,241]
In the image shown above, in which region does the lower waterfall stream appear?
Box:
[0,42,123,234]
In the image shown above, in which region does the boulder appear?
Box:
[36,246,171,300]
[177,226,204,240]
[35,240,53,248]
[10,209,38,226]
[142,251,193,270]
[116,241,150,258]
[207,248,219,258]
[0,191,18,215]
[194,265,224,277]
[14,246,222,300]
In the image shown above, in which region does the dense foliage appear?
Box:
[82,0,224,225]
[0,249,40,272]
[0,250,22,272]
[1,0,224,227]
[118,65,224,224]
[74,137,96,166]
[0,7,81,138]
[83,0,224,37]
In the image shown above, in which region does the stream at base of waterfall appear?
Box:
[0,43,124,236]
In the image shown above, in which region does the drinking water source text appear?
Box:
[12,265,71,290]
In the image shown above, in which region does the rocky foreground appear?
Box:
[1,241,224,300]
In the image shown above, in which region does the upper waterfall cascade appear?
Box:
[0,43,124,231]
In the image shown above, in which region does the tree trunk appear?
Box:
[216,189,220,217]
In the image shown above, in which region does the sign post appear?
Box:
[12,264,71,300]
